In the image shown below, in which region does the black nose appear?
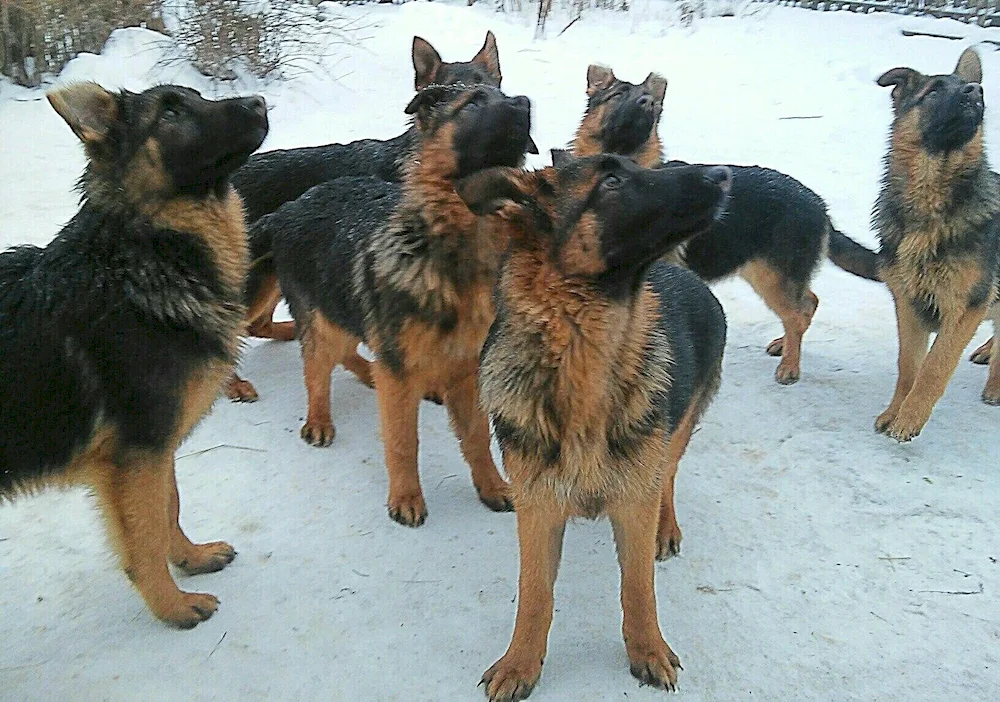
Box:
[242,95,267,118]
[637,94,653,109]
[704,166,732,193]
[510,95,531,112]
[962,83,983,98]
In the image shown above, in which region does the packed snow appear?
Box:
[1,2,998,699]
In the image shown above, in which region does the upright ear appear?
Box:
[404,85,452,128]
[47,82,117,145]
[642,72,668,103]
[455,167,537,218]
[550,148,575,168]
[472,31,502,86]
[586,64,616,96]
[955,46,983,84]
[413,36,443,91]
[876,67,921,105]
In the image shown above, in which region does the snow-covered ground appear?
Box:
[2,2,999,699]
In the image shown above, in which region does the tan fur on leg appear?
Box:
[742,263,816,385]
[611,494,681,690]
[482,492,567,702]
[887,306,987,440]
[443,372,512,512]
[372,363,427,526]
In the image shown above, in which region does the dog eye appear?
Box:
[601,173,622,189]
[464,98,482,111]
[161,106,180,121]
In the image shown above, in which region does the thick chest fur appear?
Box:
[150,189,250,352]
[877,133,1000,326]
[481,272,673,516]
[361,203,504,381]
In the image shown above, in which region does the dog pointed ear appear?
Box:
[876,67,921,105]
[642,72,668,102]
[472,31,502,86]
[413,36,443,91]
[47,82,117,145]
[550,148,576,168]
[404,85,452,127]
[586,64,616,95]
[456,167,537,218]
[955,46,982,84]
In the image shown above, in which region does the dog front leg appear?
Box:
[482,492,566,702]
[887,306,986,440]
[373,363,427,526]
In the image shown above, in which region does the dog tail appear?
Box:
[827,224,880,281]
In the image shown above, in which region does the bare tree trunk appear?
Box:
[535,0,552,39]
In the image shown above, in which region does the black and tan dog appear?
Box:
[250,83,537,525]
[226,32,503,401]
[871,47,1000,440]
[0,83,268,627]
[564,65,880,384]
[456,156,731,700]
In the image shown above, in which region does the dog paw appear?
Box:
[388,494,428,527]
[982,388,1000,406]
[477,483,514,513]
[656,523,682,561]
[874,407,897,434]
[765,336,784,357]
[156,592,220,629]
[173,541,236,576]
[628,640,682,691]
[774,361,800,385]
[481,654,542,702]
[225,378,259,403]
[970,339,993,365]
[300,420,336,447]
[884,408,928,442]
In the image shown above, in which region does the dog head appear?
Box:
[404,83,538,180]
[456,154,730,295]
[412,31,502,91]
[48,82,268,205]
[573,65,666,164]
[877,47,984,154]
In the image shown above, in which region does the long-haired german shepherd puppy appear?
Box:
[225,32,502,401]
[455,156,731,700]
[250,83,537,526]
[871,47,999,440]
[564,64,880,385]
[0,83,268,627]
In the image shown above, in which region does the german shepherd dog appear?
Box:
[0,83,268,627]
[226,32,503,401]
[564,64,880,384]
[872,47,1000,440]
[251,83,537,525]
[454,156,731,699]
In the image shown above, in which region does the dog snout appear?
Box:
[509,95,531,112]
[242,95,267,118]
[704,166,732,193]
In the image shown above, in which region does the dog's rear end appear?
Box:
[457,156,730,699]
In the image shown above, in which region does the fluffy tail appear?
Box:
[827,224,880,281]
